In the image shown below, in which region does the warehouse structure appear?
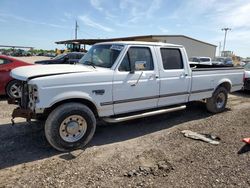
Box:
[56,35,217,58]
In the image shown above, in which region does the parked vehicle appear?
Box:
[10,49,31,57]
[212,57,234,67]
[0,55,31,98]
[34,52,85,65]
[189,56,212,65]
[243,63,250,90]
[10,41,244,151]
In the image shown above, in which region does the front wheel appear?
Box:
[45,103,96,151]
[206,87,228,113]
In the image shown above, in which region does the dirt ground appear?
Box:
[0,91,250,188]
[14,56,51,64]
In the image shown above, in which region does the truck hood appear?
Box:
[11,64,96,81]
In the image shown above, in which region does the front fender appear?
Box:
[36,91,98,110]
[50,91,98,107]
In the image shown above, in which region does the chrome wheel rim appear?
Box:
[59,115,87,143]
[216,92,225,109]
[9,82,21,98]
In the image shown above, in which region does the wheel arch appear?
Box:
[45,98,99,118]
[216,80,232,93]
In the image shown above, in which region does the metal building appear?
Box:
[56,35,217,58]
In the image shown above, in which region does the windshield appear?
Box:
[244,63,250,70]
[79,44,124,68]
[53,54,66,60]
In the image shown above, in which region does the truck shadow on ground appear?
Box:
[231,90,250,98]
[0,95,8,101]
[0,101,217,169]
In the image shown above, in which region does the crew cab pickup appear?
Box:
[10,41,244,151]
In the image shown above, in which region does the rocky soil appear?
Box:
[0,91,250,188]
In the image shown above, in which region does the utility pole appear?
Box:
[218,42,221,56]
[75,20,79,39]
[221,28,231,53]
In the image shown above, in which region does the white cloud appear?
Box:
[119,0,162,23]
[90,0,103,11]
[79,15,113,32]
[159,26,168,33]
[0,13,67,29]
[169,0,250,29]
[64,12,72,19]
[216,2,250,29]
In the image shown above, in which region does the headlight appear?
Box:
[29,84,39,103]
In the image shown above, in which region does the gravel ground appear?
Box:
[13,56,50,64]
[0,91,250,187]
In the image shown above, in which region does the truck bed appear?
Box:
[189,65,244,101]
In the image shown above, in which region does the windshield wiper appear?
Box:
[84,61,96,69]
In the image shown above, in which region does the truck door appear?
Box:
[158,48,191,107]
[113,46,160,115]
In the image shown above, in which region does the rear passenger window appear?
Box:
[160,48,183,69]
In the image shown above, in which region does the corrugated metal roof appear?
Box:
[55,35,216,47]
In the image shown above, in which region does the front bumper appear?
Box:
[12,108,34,120]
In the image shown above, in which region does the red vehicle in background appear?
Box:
[0,55,31,98]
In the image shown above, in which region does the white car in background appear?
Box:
[189,57,212,65]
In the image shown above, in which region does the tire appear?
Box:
[45,103,96,151]
[6,80,22,98]
[206,87,228,113]
[35,114,48,122]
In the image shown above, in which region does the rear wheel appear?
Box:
[206,87,228,113]
[6,80,22,98]
[45,103,96,151]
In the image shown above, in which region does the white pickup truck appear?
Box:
[10,41,244,151]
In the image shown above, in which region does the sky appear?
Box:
[0,0,249,57]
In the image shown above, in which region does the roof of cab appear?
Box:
[96,41,183,48]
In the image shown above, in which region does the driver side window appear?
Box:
[119,47,154,72]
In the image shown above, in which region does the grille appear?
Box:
[20,82,29,109]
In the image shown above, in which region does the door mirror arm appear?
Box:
[131,71,143,86]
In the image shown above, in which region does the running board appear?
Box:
[103,105,186,123]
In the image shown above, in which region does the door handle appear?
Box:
[180,73,188,78]
[149,74,159,79]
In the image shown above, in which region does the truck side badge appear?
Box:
[92,89,105,95]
